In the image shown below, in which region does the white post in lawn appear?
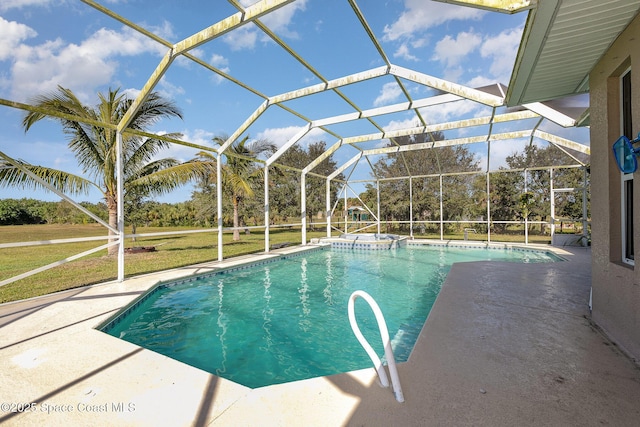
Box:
[301,172,307,244]
[326,178,331,238]
[377,180,381,234]
[409,176,413,238]
[116,131,125,282]
[217,152,223,262]
[264,165,270,252]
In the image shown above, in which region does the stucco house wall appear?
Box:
[590,12,640,362]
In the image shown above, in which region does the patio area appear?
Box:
[1,243,640,426]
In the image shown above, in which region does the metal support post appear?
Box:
[217,152,223,261]
[264,166,270,252]
[301,172,307,244]
[116,132,125,282]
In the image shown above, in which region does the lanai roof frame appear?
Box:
[0,0,591,285]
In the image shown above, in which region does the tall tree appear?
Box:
[271,141,344,225]
[488,170,520,233]
[360,131,481,232]
[196,135,276,241]
[0,86,207,254]
[504,143,589,232]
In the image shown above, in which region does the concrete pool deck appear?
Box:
[1,242,640,426]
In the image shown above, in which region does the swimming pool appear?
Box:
[101,245,559,388]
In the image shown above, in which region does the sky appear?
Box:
[0,0,590,204]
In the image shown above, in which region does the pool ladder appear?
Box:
[348,290,405,403]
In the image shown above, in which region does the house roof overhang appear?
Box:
[503,0,640,106]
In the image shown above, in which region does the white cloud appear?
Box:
[151,20,176,42]
[477,26,523,85]
[255,125,325,148]
[145,128,215,164]
[260,0,307,39]
[224,25,258,51]
[183,128,215,146]
[466,74,495,89]
[479,138,528,170]
[383,118,418,132]
[432,31,482,67]
[383,0,484,42]
[224,0,307,50]
[207,53,231,84]
[121,87,141,100]
[79,27,164,58]
[0,17,37,60]
[393,43,418,61]
[5,24,167,102]
[442,65,464,84]
[419,98,480,124]
[172,128,215,160]
[411,38,427,49]
[210,53,229,70]
[0,0,51,12]
[157,78,185,100]
[256,125,305,147]
[0,76,10,92]
[11,38,113,102]
[379,118,422,148]
[172,54,192,69]
[373,82,403,107]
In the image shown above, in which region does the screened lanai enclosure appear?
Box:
[0,0,589,289]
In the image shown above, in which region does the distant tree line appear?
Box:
[0,198,105,225]
[358,131,589,235]
[0,197,237,227]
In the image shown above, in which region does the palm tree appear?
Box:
[0,86,208,255]
[197,135,276,241]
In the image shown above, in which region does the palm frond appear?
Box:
[196,150,217,162]
[125,92,183,131]
[247,138,277,157]
[0,158,96,195]
[209,135,276,200]
[23,86,106,179]
[22,86,86,131]
[129,158,181,181]
[128,160,212,197]
[125,132,181,171]
[226,172,255,198]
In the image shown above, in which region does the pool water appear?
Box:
[102,246,558,388]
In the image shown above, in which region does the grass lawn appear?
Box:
[0,224,325,303]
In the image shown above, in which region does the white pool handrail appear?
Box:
[348,290,405,403]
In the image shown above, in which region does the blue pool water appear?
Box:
[102,245,558,388]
